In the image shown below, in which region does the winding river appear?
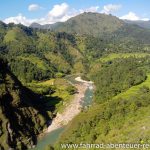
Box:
[31,76,94,150]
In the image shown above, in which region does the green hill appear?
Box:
[54,57,150,150]
[52,12,124,36]
[30,12,150,44]
[54,12,150,44]
[30,13,150,60]
[0,25,87,82]
[0,58,54,149]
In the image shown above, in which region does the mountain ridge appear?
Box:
[30,12,125,35]
[124,20,150,29]
[29,12,150,44]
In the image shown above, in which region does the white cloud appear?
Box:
[80,6,99,13]
[4,14,36,26]
[142,18,149,21]
[101,4,122,14]
[3,3,102,26]
[8,3,150,26]
[120,12,149,21]
[40,3,71,24]
[48,3,69,18]
[3,3,71,26]
[2,3,122,26]
[3,3,100,25]
[28,4,41,11]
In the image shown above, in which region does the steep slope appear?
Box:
[1,19,150,82]
[0,24,87,82]
[0,58,52,150]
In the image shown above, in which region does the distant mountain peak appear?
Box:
[30,12,124,36]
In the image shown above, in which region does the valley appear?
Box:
[0,11,150,150]
[47,76,93,133]
[31,76,94,150]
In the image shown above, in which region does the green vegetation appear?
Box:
[27,78,76,112]
[41,12,124,36]
[100,53,150,62]
[0,25,88,82]
[55,87,150,150]
[91,58,146,103]
[0,58,77,150]
[0,58,52,149]
[1,12,150,150]
[114,74,150,99]
[54,57,150,150]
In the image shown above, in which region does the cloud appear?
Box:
[3,3,101,26]
[80,6,99,13]
[101,4,122,14]
[36,3,72,24]
[28,4,42,11]
[120,12,149,21]
[3,3,121,26]
[4,14,36,26]
[40,3,71,24]
[48,3,69,18]
[3,3,70,26]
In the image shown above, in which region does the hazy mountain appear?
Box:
[30,22,62,30]
[124,20,150,29]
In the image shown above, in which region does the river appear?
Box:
[31,76,94,150]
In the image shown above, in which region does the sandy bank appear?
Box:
[47,77,92,133]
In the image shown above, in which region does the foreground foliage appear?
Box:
[54,57,150,150]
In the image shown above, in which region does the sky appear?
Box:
[0,0,150,26]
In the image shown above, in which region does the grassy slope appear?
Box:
[114,74,150,99]
[44,52,71,72]
[27,78,74,113]
[100,53,150,62]
[54,57,150,150]
[4,27,28,42]
[55,81,150,150]
[18,55,49,70]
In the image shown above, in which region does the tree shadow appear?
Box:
[42,96,62,111]
[0,58,63,148]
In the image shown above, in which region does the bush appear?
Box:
[66,86,77,95]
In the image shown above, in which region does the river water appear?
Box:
[31,76,94,150]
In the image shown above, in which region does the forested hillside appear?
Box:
[54,57,150,150]
[31,12,150,43]
[30,13,150,59]
[0,22,88,83]
[1,13,150,84]
[0,58,52,149]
